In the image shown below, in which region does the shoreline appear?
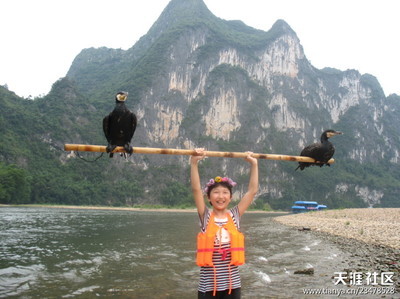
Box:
[274,208,400,249]
[0,204,287,214]
[275,208,400,292]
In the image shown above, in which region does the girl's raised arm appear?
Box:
[190,148,206,218]
[238,152,259,216]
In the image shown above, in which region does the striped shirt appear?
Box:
[198,206,242,293]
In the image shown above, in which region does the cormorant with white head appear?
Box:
[103,91,137,158]
[295,129,342,171]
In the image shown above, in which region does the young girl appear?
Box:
[190,148,259,299]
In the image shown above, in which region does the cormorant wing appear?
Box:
[301,141,335,163]
[300,142,319,157]
[125,112,137,142]
[322,146,335,162]
[103,114,111,143]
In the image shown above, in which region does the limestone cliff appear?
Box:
[61,0,400,209]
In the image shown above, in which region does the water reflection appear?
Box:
[1,207,352,298]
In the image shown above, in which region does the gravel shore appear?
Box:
[275,208,400,293]
[275,208,400,249]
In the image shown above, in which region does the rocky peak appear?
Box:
[270,19,296,36]
[147,0,213,37]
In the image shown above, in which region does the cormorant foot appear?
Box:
[106,144,117,158]
[106,144,117,153]
[124,144,133,155]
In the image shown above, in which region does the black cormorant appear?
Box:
[103,91,137,158]
[295,129,342,171]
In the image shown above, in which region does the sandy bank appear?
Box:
[275,208,400,249]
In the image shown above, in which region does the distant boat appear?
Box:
[291,201,327,213]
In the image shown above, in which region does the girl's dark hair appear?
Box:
[206,182,233,198]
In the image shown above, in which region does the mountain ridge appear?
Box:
[1,0,399,209]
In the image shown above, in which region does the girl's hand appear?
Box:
[244,151,257,165]
[191,148,206,163]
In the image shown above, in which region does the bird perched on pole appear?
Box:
[103,91,137,158]
[295,129,342,171]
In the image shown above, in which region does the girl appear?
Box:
[190,148,259,299]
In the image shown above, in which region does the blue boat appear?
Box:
[291,201,327,213]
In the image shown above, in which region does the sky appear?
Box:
[1,0,399,98]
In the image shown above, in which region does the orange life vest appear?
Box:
[196,212,245,267]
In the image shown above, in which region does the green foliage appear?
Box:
[159,181,192,206]
[0,162,31,204]
[181,95,207,136]
[1,1,400,211]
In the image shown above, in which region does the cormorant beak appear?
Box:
[327,131,343,138]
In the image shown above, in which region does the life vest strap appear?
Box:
[230,247,244,251]
[228,264,232,295]
[197,247,244,252]
[197,248,215,252]
[197,247,244,261]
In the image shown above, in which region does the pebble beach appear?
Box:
[275,208,400,293]
[275,208,400,249]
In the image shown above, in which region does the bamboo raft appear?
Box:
[64,144,334,164]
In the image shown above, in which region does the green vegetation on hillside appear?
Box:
[1,0,400,210]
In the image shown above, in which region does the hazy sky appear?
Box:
[1,0,399,98]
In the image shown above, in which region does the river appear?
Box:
[0,206,355,298]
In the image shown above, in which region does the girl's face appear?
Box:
[208,185,232,211]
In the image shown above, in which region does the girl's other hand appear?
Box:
[244,151,257,165]
[191,148,206,163]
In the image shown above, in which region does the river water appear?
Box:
[0,207,355,298]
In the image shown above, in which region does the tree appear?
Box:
[0,163,31,204]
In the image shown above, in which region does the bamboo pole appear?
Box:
[64,144,335,164]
